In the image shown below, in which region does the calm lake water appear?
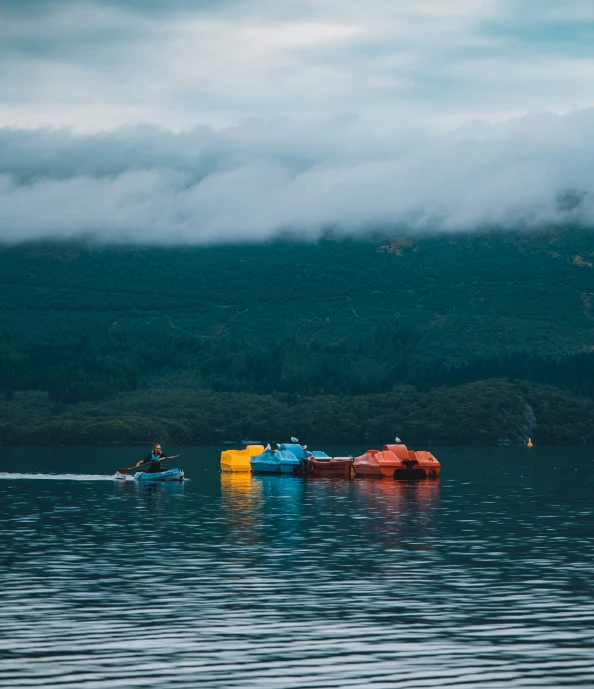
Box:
[1,445,594,688]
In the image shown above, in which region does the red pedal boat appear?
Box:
[353,443,440,480]
[304,452,353,478]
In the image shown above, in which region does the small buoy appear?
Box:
[527,438,533,448]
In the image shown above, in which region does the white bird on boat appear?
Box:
[395,437,401,443]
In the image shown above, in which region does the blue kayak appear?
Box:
[133,468,184,482]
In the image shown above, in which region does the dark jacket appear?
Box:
[140,451,166,474]
[143,451,165,464]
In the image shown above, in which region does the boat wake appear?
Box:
[0,472,130,481]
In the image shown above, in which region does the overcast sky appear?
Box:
[1,0,594,242]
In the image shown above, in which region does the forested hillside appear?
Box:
[1,228,594,444]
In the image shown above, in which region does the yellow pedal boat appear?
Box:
[220,445,265,472]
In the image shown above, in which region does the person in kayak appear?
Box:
[136,443,167,474]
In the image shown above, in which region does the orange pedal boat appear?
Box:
[353,443,440,480]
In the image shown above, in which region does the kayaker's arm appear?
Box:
[134,453,152,468]
[132,451,178,470]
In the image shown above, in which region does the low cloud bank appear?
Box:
[2,111,594,244]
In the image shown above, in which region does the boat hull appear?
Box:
[250,461,299,475]
[351,460,382,477]
[133,468,184,482]
[305,457,352,478]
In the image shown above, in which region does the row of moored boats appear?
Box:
[221,441,440,480]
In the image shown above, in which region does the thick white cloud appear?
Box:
[0,111,593,243]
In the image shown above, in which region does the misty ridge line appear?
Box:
[1,110,594,244]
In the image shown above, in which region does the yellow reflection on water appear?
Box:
[220,472,264,536]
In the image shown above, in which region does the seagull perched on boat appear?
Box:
[291,437,299,443]
[395,437,401,443]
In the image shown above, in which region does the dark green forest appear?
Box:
[2,228,594,444]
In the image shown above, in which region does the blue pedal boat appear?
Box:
[250,443,306,475]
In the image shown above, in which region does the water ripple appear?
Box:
[1,446,594,687]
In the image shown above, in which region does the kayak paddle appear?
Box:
[116,453,182,475]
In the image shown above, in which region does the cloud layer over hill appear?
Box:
[1,111,594,243]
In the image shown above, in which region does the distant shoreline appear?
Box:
[0,440,586,447]
[2,378,593,446]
